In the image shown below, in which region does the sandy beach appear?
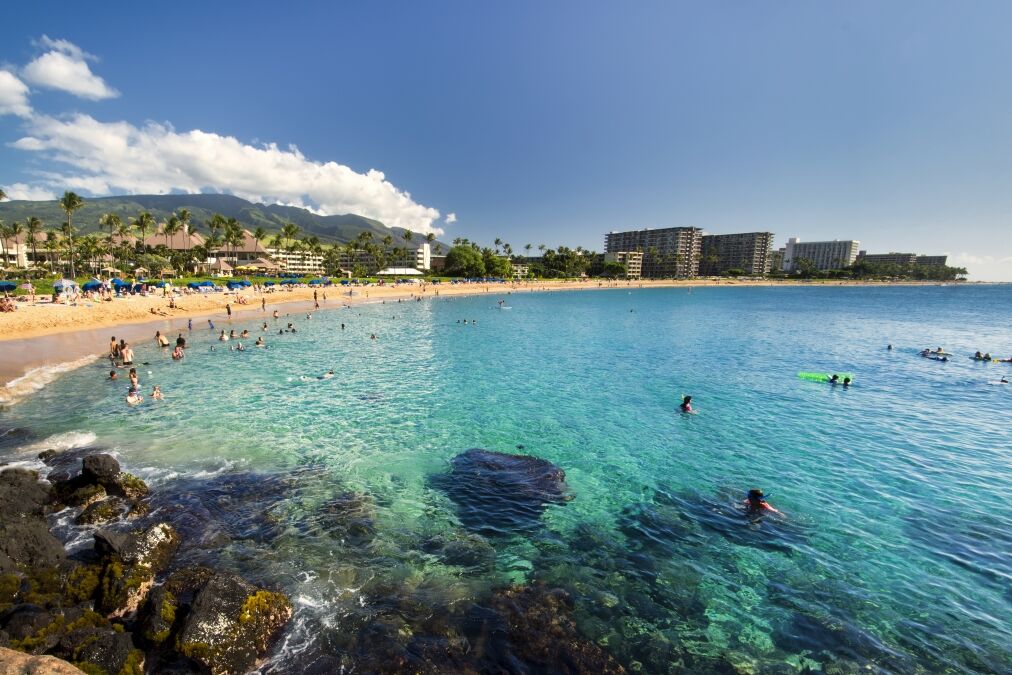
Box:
[0,278,962,395]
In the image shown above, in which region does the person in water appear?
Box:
[125,386,143,405]
[172,345,185,360]
[829,374,840,384]
[151,385,164,400]
[843,377,851,387]
[975,351,984,360]
[745,489,781,515]
[108,370,118,380]
[318,370,334,380]
[679,395,693,412]
[255,336,265,347]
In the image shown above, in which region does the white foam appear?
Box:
[0,354,100,406]
[17,430,100,455]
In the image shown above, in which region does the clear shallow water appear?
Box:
[2,285,1011,673]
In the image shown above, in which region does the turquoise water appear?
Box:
[2,285,1011,672]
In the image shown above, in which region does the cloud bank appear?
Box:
[14,114,444,234]
[0,70,32,117]
[21,35,119,100]
[3,37,447,234]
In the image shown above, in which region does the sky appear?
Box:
[2,1,1012,280]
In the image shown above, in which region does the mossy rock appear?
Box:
[75,499,126,526]
[98,559,154,619]
[0,573,19,611]
[176,572,292,675]
[57,483,107,509]
[140,587,177,646]
[111,473,149,501]
[65,564,104,605]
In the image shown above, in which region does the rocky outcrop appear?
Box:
[176,571,292,675]
[430,449,573,535]
[0,469,65,572]
[0,646,85,674]
[94,524,180,618]
[49,454,149,511]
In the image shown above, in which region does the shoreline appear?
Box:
[0,278,984,392]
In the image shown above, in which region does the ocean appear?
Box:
[2,284,1010,673]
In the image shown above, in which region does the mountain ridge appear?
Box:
[0,194,446,250]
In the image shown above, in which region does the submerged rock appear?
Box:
[430,449,572,536]
[176,571,292,675]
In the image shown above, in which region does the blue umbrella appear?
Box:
[81,280,102,291]
[0,281,16,292]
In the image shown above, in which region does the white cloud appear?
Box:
[1,182,57,201]
[12,113,445,234]
[0,70,32,117]
[22,35,118,100]
[445,212,457,224]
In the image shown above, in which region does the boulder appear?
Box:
[0,646,85,674]
[0,605,57,652]
[176,572,292,675]
[81,455,120,484]
[0,521,66,570]
[430,449,572,536]
[66,627,143,675]
[0,469,53,519]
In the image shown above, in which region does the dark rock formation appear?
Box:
[81,454,120,484]
[0,469,65,571]
[430,449,572,536]
[176,571,292,675]
[94,523,180,618]
[50,454,149,510]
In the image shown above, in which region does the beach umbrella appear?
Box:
[0,282,15,292]
[53,279,78,291]
[81,280,102,291]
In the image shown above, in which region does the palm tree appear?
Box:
[44,230,59,273]
[131,211,155,253]
[0,223,10,270]
[8,221,24,270]
[538,244,547,256]
[59,221,76,277]
[402,229,414,248]
[425,232,436,245]
[59,191,84,278]
[177,209,192,260]
[524,243,532,258]
[25,216,42,268]
[494,237,502,254]
[163,216,180,249]
[99,213,121,242]
[280,222,300,252]
[252,227,267,255]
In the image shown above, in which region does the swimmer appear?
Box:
[829,374,840,384]
[219,330,228,341]
[236,342,245,352]
[340,324,345,330]
[151,386,164,400]
[129,368,139,388]
[108,370,118,380]
[156,331,170,347]
[125,386,143,405]
[887,344,893,350]
[318,370,335,380]
[240,329,249,338]
[306,314,312,320]
[262,322,268,331]
[176,333,186,348]
[370,333,377,340]
[843,377,851,387]
[255,337,265,347]
[272,310,279,319]
[229,329,237,339]
[745,489,781,515]
[172,345,185,360]
[679,395,693,413]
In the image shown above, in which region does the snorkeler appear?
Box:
[745,489,781,515]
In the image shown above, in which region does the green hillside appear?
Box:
[0,193,444,248]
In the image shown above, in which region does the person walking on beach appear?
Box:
[188,318,193,331]
[261,297,266,311]
[226,303,232,319]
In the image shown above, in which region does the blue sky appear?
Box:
[2,1,1011,279]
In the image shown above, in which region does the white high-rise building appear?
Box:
[782,237,860,272]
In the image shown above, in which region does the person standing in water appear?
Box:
[679,395,693,413]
